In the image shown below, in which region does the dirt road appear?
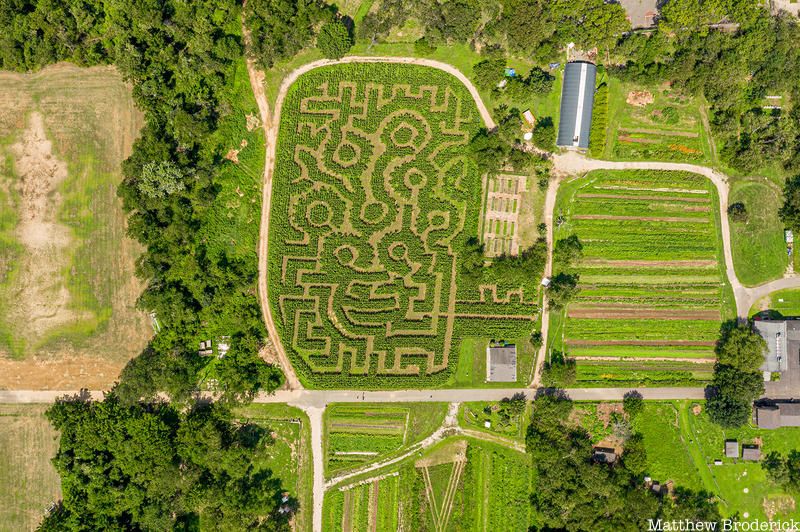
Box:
[550,152,800,319]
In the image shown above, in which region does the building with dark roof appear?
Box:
[756,402,800,429]
[486,343,517,382]
[556,61,597,149]
[592,446,618,464]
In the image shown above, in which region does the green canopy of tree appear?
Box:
[244,0,331,69]
[39,394,292,531]
[780,175,800,233]
[547,272,580,309]
[317,19,354,59]
[527,393,721,530]
[707,323,766,427]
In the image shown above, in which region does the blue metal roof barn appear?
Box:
[556,61,597,149]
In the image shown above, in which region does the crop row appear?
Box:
[329,432,405,454]
[565,318,720,341]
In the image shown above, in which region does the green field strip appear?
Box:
[565,318,720,341]
[568,345,714,358]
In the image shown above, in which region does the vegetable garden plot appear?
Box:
[554,170,728,382]
[269,63,538,388]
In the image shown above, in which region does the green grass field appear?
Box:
[459,401,530,441]
[233,403,313,531]
[603,79,713,164]
[551,169,733,386]
[268,62,538,388]
[0,405,61,531]
[751,288,800,318]
[323,403,448,477]
[572,400,800,520]
[633,401,800,520]
[323,437,532,531]
[729,179,788,286]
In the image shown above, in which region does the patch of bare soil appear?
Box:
[627,90,654,107]
[8,112,91,341]
[763,494,795,521]
[692,404,702,415]
[0,353,127,390]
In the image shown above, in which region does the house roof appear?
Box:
[757,403,800,429]
[556,61,597,149]
[593,446,617,464]
[486,344,517,382]
[753,320,788,374]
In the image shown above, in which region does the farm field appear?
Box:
[0,405,61,531]
[268,62,538,388]
[324,402,447,476]
[728,179,788,286]
[234,403,313,532]
[322,437,532,531]
[0,64,151,390]
[551,169,733,386]
[602,79,713,164]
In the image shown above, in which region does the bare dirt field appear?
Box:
[0,404,60,531]
[0,63,150,389]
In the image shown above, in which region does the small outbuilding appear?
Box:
[486,343,517,382]
[724,440,739,458]
[592,446,618,464]
[556,61,597,149]
[742,446,761,461]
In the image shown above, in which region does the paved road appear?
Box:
[0,386,707,406]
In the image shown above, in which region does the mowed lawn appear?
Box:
[322,437,532,531]
[634,401,800,521]
[751,288,800,318]
[728,179,788,286]
[323,403,448,477]
[0,405,61,531]
[552,170,733,386]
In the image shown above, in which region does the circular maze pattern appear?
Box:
[269,63,537,388]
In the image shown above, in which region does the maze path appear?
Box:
[269,64,538,387]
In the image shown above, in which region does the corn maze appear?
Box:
[269,63,538,388]
[554,170,731,386]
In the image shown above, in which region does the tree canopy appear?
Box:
[40,394,292,530]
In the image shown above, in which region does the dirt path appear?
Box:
[551,152,756,319]
[531,173,561,387]
[242,15,301,391]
